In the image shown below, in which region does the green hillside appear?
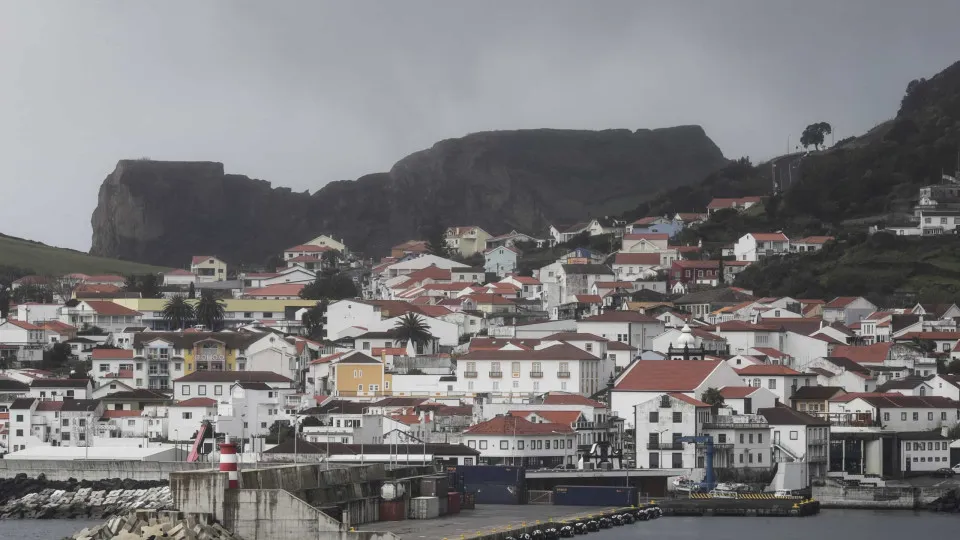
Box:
[734,233,960,305]
[0,233,168,279]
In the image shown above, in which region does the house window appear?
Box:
[883,412,890,421]
[467,440,476,448]
[585,343,593,352]
[768,379,776,390]
[500,440,509,450]
[752,378,761,387]
[901,412,907,421]
[913,412,919,421]
[649,411,659,423]
[545,440,551,449]
[182,412,193,420]
[182,385,191,396]
[928,412,934,421]
[492,381,500,391]
[198,385,207,396]
[214,385,222,396]
[517,441,525,450]
[479,440,488,450]
[672,412,682,423]
[789,431,798,440]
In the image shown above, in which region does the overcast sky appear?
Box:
[2,1,960,251]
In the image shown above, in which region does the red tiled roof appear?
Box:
[102,410,144,419]
[243,284,305,297]
[469,338,541,351]
[751,347,789,359]
[460,343,599,361]
[36,401,65,412]
[417,305,453,318]
[824,296,860,309]
[286,255,322,263]
[191,256,217,265]
[390,414,421,426]
[675,213,706,222]
[575,294,603,304]
[707,196,762,208]
[630,217,660,226]
[830,343,892,363]
[103,369,134,379]
[510,409,583,425]
[794,236,834,245]
[613,253,661,265]
[505,275,542,285]
[92,349,135,360]
[76,284,123,294]
[719,386,759,398]
[464,415,574,435]
[615,360,722,392]
[579,311,659,323]
[749,232,789,242]
[5,319,43,331]
[465,294,516,305]
[542,392,605,408]
[543,333,608,342]
[82,301,141,316]
[832,393,960,409]
[285,244,331,253]
[668,392,710,407]
[897,331,960,341]
[404,265,453,282]
[606,341,637,351]
[173,397,217,407]
[373,347,406,356]
[39,321,76,333]
[736,365,801,376]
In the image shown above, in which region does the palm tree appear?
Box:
[700,387,725,409]
[195,290,226,331]
[161,295,195,331]
[393,313,434,353]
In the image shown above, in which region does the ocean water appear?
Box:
[0,519,105,540]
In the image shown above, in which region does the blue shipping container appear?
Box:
[456,465,526,486]
[464,482,527,505]
[553,486,636,507]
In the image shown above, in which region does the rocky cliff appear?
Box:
[90,126,727,265]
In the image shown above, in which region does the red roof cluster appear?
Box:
[615,360,722,392]
[464,415,574,435]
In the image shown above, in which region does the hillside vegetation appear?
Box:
[0,233,168,279]
[734,233,960,305]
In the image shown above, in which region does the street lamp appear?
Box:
[174,429,179,460]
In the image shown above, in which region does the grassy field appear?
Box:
[0,233,168,276]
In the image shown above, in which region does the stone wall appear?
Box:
[0,460,211,482]
[813,485,916,509]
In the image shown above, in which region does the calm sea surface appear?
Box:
[3,509,958,539]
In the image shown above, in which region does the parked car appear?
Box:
[933,468,955,478]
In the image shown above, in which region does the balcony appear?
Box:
[557,371,571,378]
[647,442,685,450]
[488,371,503,378]
[702,415,769,430]
[696,442,734,450]
[463,371,478,378]
[810,412,879,427]
[529,371,544,378]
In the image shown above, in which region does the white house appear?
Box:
[576,311,664,351]
[633,392,711,469]
[0,319,45,363]
[163,269,197,287]
[899,432,952,472]
[167,397,218,443]
[611,253,661,281]
[758,405,831,485]
[735,364,815,406]
[462,415,577,468]
[822,297,878,325]
[172,371,294,402]
[484,246,520,277]
[59,301,143,334]
[216,381,298,452]
[456,343,606,397]
[610,360,742,427]
[828,394,960,432]
[733,233,790,262]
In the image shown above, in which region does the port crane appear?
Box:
[676,435,716,491]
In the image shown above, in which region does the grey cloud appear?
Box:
[1,1,960,250]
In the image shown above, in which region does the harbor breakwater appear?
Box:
[64,509,240,540]
[0,474,171,519]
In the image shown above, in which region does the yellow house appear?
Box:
[306,234,348,253]
[191,255,228,282]
[331,351,392,397]
[132,331,260,390]
[445,226,492,257]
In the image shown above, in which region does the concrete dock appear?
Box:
[357,504,613,539]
